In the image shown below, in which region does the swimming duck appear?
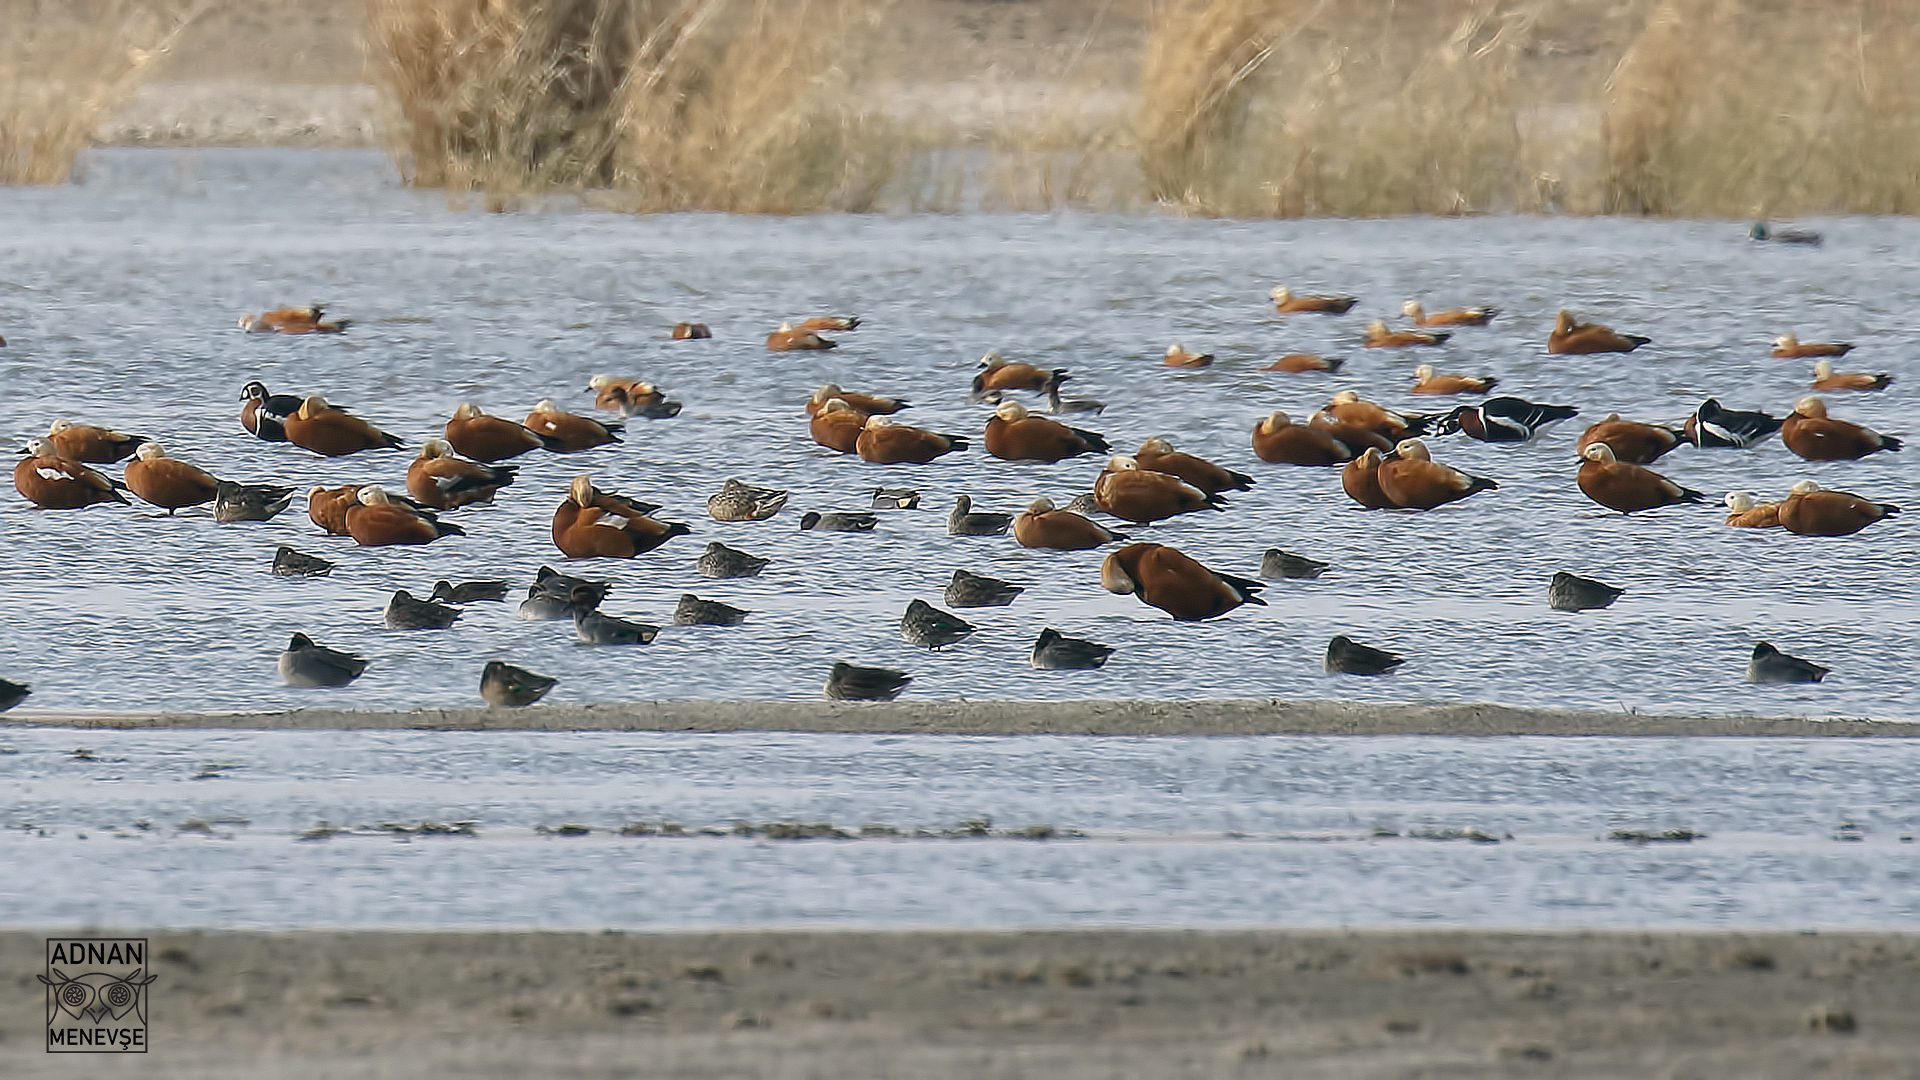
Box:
[239,381,307,442]
[1748,642,1829,683]
[984,400,1109,462]
[284,395,404,457]
[1576,415,1688,464]
[696,541,770,578]
[573,608,661,644]
[810,399,867,453]
[239,304,350,334]
[430,579,509,603]
[871,487,921,509]
[446,402,560,462]
[765,322,837,351]
[901,598,976,649]
[1307,410,1395,453]
[972,352,1061,396]
[214,480,296,523]
[346,485,467,546]
[1436,396,1579,442]
[1410,364,1498,395]
[1250,411,1357,466]
[13,439,126,509]
[0,678,28,712]
[1325,635,1405,675]
[46,419,149,464]
[1045,375,1106,414]
[1548,311,1650,354]
[1135,437,1254,495]
[553,476,690,558]
[1269,286,1358,314]
[1776,480,1900,536]
[1772,333,1852,359]
[406,439,517,510]
[1101,542,1266,621]
[670,322,712,339]
[1363,320,1450,348]
[272,546,334,577]
[587,375,683,418]
[1547,572,1623,612]
[481,661,555,706]
[1576,443,1703,514]
[1780,397,1902,460]
[856,416,968,464]
[674,594,749,626]
[794,315,861,333]
[1261,353,1344,373]
[1402,301,1499,327]
[1163,343,1214,368]
[1063,492,1104,517]
[1013,497,1129,550]
[124,443,219,514]
[1094,456,1227,522]
[519,566,611,620]
[1322,391,1436,441]
[948,494,1012,536]
[385,590,463,630]
[1723,491,1781,528]
[1749,222,1822,245]
[825,661,911,701]
[278,633,368,687]
[1811,359,1893,392]
[1260,548,1329,579]
[799,510,878,533]
[308,484,374,535]
[1376,439,1499,509]
[524,400,622,452]
[707,478,789,522]
[1030,628,1115,670]
[1340,448,1397,510]
[1685,399,1782,449]
[807,383,909,416]
[946,568,1023,608]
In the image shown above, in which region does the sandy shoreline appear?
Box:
[3,928,1915,1078]
[3,698,1909,737]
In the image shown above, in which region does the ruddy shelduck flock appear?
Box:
[1,279,1904,712]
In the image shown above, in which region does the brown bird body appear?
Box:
[47,419,148,464]
[1322,391,1427,442]
[794,316,860,333]
[1772,334,1852,359]
[1135,437,1254,495]
[239,304,349,334]
[552,476,689,558]
[1576,443,1704,513]
[1341,448,1396,509]
[344,485,464,547]
[1781,397,1902,460]
[806,383,909,416]
[856,417,967,464]
[810,399,867,453]
[407,439,516,509]
[1577,415,1687,464]
[523,400,621,452]
[1364,320,1450,348]
[1093,457,1224,523]
[1810,359,1892,392]
[307,484,364,535]
[1723,492,1781,528]
[1101,542,1266,621]
[1162,344,1213,368]
[1269,287,1357,314]
[1410,364,1497,395]
[1013,498,1128,550]
[1777,481,1900,536]
[984,401,1108,463]
[284,395,403,457]
[765,323,836,351]
[1403,301,1498,326]
[670,322,712,339]
[446,402,554,462]
[973,352,1059,395]
[1375,439,1498,510]
[124,443,218,513]
[1250,411,1356,465]
[1307,411,1394,452]
[1549,311,1650,354]
[13,439,126,509]
[1261,353,1343,373]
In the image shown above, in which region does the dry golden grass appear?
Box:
[0,0,207,185]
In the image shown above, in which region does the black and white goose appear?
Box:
[1436,396,1579,442]
[1685,398,1784,449]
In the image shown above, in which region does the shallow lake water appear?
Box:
[0,149,1914,717]
[3,730,1916,929]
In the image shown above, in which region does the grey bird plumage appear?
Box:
[871,487,921,509]
[272,546,334,577]
[800,511,877,533]
[385,590,463,630]
[1548,571,1624,612]
[572,609,661,645]
[1748,641,1830,684]
[214,480,296,522]
[1325,635,1405,676]
[825,661,911,701]
[1260,548,1329,580]
[278,633,368,687]
[1030,628,1114,670]
[481,660,556,706]
[945,569,1023,608]
[948,494,1012,536]
[431,579,509,604]
[901,598,976,649]
[674,594,748,626]
[697,541,770,578]
[707,478,790,522]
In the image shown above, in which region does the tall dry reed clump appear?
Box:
[0,0,206,185]
[367,0,897,211]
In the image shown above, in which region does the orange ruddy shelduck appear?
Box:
[238,304,350,334]
[809,399,867,454]
[406,439,518,510]
[344,485,465,547]
[47,419,149,464]
[765,323,837,351]
[1780,397,1903,461]
[856,417,968,465]
[1402,301,1499,327]
[1771,334,1852,359]
[553,475,690,558]
[1013,497,1129,551]
[670,322,712,340]
[1723,491,1781,529]
[1576,415,1687,465]
[1307,410,1393,453]
[308,484,366,535]
[806,383,909,417]
[793,316,860,333]
[1363,320,1449,348]
[1261,353,1343,373]
[445,402,558,463]
[1777,480,1900,537]
[14,438,126,509]
[1576,443,1703,514]
[284,395,404,457]
[1322,391,1432,441]
[973,352,1060,395]
[587,375,680,418]
[1101,542,1266,621]
[524,400,622,452]
[1251,412,1356,466]
[1549,311,1650,354]
[1375,439,1498,510]
[984,400,1109,463]
[1410,364,1498,395]
[124,443,219,514]
[1811,359,1893,392]
[1135,437,1253,495]
[1341,448,1397,510]
[1093,456,1225,523]
[1162,344,1213,369]
[1269,287,1357,314]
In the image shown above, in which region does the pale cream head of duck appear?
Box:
[1394,438,1432,461]
[134,442,167,461]
[1027,497,1056,514]
[1724,490,1758,512]
[569,475,598,504]
[1790,479,1822,495]
[1813,359,1838,378]
[1414,364,1436,381]
[1258,411,1292,433]
[1581,442,1617,463]
[993,400,1030,422]
[1792,395,1828,417]
[356,484,393,506]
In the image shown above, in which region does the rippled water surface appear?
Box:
[3,730,1916,929]
[0,149,1915,715]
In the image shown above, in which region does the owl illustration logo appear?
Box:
[39,968,155,1026]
